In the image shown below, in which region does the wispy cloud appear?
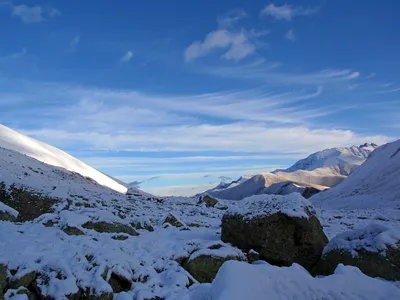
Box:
[69,36,80,52]
[206,60,360,86]
[10,4,60,23]
[285,29,296,41]
[217,9,247,28]
[120,51,133,63]
[261,3,319,21]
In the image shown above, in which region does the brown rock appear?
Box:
[221,212,328,271]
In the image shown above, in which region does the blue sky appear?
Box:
[0,0,399,195]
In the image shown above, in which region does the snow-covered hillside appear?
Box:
[0,124,127,194]
[312,140,400,210]
[275,143,378,175]
[202,143,378,200]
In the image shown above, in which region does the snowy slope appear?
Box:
[275,143,378,175]
[0,124,127,193]
[312,139,400,210]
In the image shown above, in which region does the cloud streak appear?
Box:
[261,3,319,21]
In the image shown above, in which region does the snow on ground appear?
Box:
[186,260,400,300]
[0,124,127,193]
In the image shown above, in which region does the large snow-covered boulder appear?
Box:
[221,194,328,270]
[191,260,400,300]
[312,224,400,280]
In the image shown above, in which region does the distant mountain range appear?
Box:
[201,143,379,200]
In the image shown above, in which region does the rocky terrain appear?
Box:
[0,126,399,299]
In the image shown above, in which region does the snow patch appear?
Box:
[193,260,400,300]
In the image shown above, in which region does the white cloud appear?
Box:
[261,3,319,21]
[285,29,296,41]
[11,4,60,23]
[69,36,80,51]
[121,51,133,63]
[185,29,255,62]
[217,9,247,28]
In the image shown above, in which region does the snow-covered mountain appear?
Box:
[311,140,400,210]
[275,143,378,175]
[202,143,378,200]
[0,124,127,194]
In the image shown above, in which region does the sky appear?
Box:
[0,0,399,196]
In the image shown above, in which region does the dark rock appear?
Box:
[0,182,57,221]
[111,235,129,240]
[201,195,218,207]
[312,248,400,281]
[63,226,85,236]
[221,212,328,271]
[247,249,260,263]
[312,225,400,281]
[183,254,244,283]
[9,271,37,289]
[0,210,17,222]
[82,221,139,236]
[301,187,321,199]
[0,264,6,300]
[162,214,185,228]
[108,272,132,293]
[131,220,154,232]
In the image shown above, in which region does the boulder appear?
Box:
[183,247,245,283]
[0,182,57,221]
[312,224,400,280]
[201,195,218,207]
[247,249,260,263]
[221,194,328,271]
[82,221,139,236]
[0,201,18,222]
[161,213,185,228]
[8,271,37,289]
[108,272,132,293]
[63,226,85,236]
[131,217,154,232]
[0,265,6,300]
[301,187,321,199]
